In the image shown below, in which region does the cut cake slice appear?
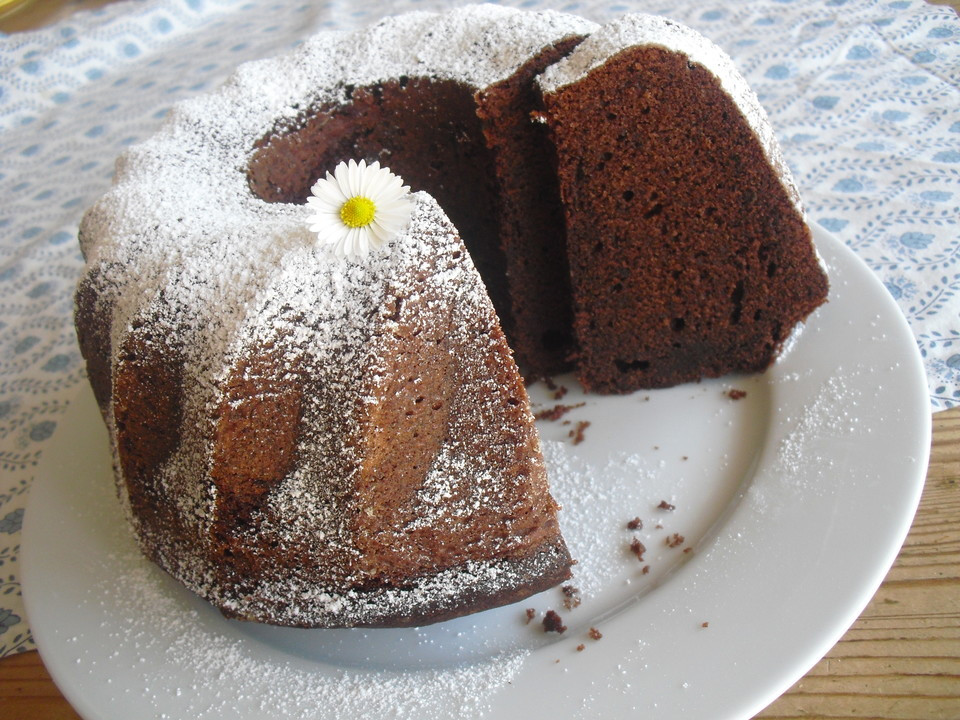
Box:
[538,14,829,393]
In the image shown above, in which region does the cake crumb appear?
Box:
[543,610,567,634]
[576,643,585,652]
[629,538,646,561]
[535,402,585,421]
[666,533,685,548]
[658,500,675,511]
[561,585,581,610]
[701,621,710,628]
[626,516,643,531]
[727,388,748,400]
[588,627,603,640]
[642,565,650,575]
[525,608,536,624]
[569,420,590,445]
[553,385,568,400]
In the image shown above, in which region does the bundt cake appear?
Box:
[537,14,829,392]
[74,5,829,628]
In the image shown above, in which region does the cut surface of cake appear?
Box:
[538,14,829,392]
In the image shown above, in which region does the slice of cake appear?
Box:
[538,14,829,393]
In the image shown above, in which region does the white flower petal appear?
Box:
[314,180,349,206]
[359,161,383,196]
[333,161,352,197]
[350,159,368,196]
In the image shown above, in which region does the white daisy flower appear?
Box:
[305,159,413,259]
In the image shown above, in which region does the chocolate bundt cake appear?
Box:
[537,14,829,392]
[75,6,828,628]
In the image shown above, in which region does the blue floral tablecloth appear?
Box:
[0,0,957,657]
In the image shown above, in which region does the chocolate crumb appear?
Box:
[666,533,685,548]
[544,376,558,391]
[561,585,581,610]
[701,622,710,628]
[588,627,603,640]
[683,546,693,554]
[629,538,646,561]
[642,565,650,575]
[525,608,536,624]
[543,610,567,634]
[658,500,675,511]
[576,643,585,652]
[727,388,747,400]
[626,516,643,531]
[553,385,568,400]
[569,420,590,445]
[535,402,585,421]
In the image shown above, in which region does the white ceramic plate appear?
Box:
[23,226,930,720]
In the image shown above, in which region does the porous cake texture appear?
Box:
[538,14,828,392]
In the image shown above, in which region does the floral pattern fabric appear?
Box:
[0,0,957,657]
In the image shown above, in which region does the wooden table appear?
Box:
[1,2,958,718]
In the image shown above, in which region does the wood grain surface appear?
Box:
[0,2,957,719]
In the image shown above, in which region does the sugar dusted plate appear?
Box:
[23,226,930,719]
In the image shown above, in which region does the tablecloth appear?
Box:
[0,0,957,658]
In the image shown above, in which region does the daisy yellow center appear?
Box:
[340,196,377,228]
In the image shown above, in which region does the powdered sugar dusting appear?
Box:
[770,368,871,493]
[536,430,735,620]
[537,13,804,216]
[90,548,529,720]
